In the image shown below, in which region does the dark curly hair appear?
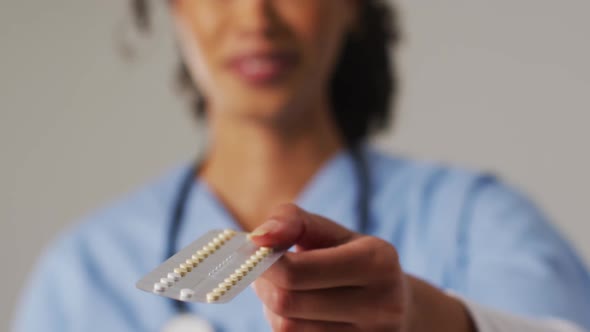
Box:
[131,0,401,147]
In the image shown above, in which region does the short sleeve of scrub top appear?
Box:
[12,147,590,332]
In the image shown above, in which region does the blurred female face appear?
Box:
[171,0,358,123]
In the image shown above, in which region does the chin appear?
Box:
[224,88,304,122]
[232,100,294,122]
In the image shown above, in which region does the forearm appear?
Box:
[405,275,476,332]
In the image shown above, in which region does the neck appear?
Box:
[200,103,343,231]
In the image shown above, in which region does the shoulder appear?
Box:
[32,164,191,289]
[363,146,557,256]
[365,146,502,215]
[82,164,190,232]
[13,166,189,330]
[56,164,192,254]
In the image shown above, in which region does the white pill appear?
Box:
[225,277,238,285]
[180,288,195,300]
[161,278,174,286]
[186,258,198,267]
[168,272,181,281]
[259,247,272,253]
[179,263,192,272]
[213,287,226,295]
[233,269,246,277]
[223,229,236,237]
[241,263,253,271]
[153,282,167,292]
[195,250,208,258]
[174,267,187,276]
[230,273,243,281]
[206,292,220,303]
[212,237,223,245]
[206,243,219,251]
[219,281,233,290]
[202,246,213,254]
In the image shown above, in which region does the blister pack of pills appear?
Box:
[136,229,284,303]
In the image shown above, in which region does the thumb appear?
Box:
[249,203,357,250]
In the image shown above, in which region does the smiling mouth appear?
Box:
[226,51,300,86]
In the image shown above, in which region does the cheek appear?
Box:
[284,3,349,83]
[173,2,226,96]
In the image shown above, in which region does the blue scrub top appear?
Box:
[13,147,590,331]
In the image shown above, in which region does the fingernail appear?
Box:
[248,219,281,239]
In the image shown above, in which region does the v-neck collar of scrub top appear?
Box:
[173,148,362,331]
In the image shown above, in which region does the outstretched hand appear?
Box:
[249,204,407,331]
[249,204,475,332]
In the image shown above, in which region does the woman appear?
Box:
[13,1,590,331]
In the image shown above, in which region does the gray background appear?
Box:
[1,0,589,329]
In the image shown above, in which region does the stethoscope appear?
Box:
[162,147,371,331]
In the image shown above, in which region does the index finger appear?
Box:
[260,236,388,290]
[250,203,358,250]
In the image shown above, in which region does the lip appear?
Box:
[225,50,299,86]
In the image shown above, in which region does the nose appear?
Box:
[234,0,282,39]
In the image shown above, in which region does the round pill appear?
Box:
[246,258,258,266]
[225,277,238,285]
[234,269,246,277]
[185,258,197,267]
[219,281,232,290]
[259,247,272,253]
[174,267,187,276]
[153,282,167,292]
[213,287,226,295]
[161,278,174,286]
[207,243,219,251]
[241,263,253,271]
[192,254,205,262]
[230,273,243,281]
[202,245,213,254]
[212,237,223,245]
[180,263,192,272]
[168,272,181,281]
[223,229,236,237]
[180,288,195,300]
[206,293,220,303]
[196,250,208,258]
